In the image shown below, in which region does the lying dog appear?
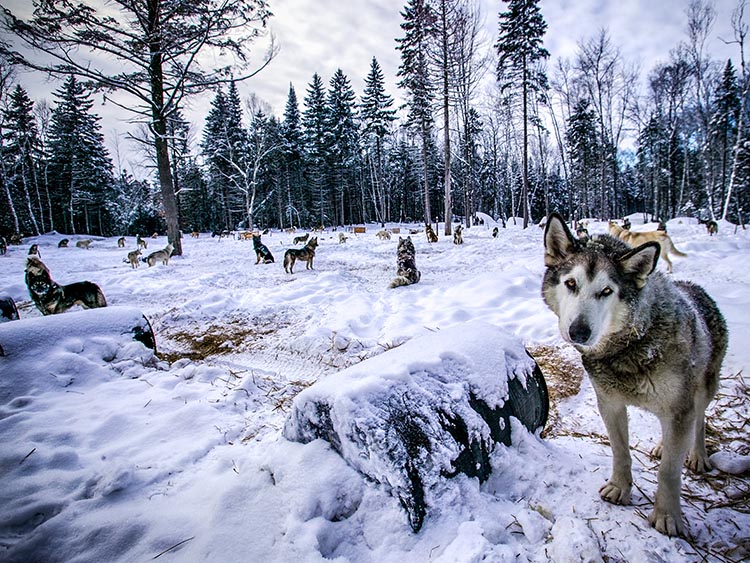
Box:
[76,239,93,249]
[608,220,686,273]
[58,238,69,248]
[252,234,274,264]
[284,237,318,274]
[25,256,107,315]
[542,213,727,536]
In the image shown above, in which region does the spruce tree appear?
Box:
[711,60,740,203]
[566,98,599,219]
[361,57,396,226]
[326,69,359,226]
[303,73,330,227]
[496,0,549,228]
[396,0,436,226]
[2,85,43,235]
[282,84,306,228]
[47,75,113,235]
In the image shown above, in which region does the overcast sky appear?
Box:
[3,0,743,171]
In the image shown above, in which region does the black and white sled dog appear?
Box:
[389,236,421,289]
[541,213,727,537]
[252,234,274,264]
[284,237,318,274]
[25,256,107,315]
[143,243,174,267]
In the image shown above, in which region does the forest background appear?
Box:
[0,0,747,254]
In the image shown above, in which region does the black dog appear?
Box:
[0,296,19,322]
[252,234,274,264]
[25,256,107,315]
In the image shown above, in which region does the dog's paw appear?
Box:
[648,507,685,537]
[651,441,663,459]
[599,481,631,505]
[687,450,712,473]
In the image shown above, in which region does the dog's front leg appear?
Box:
[595,394,632,505]
[650,415,691,536]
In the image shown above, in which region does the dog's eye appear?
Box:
[564,279,577,291]
[599,287,613,298]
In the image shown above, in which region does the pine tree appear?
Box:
[361,57,396,226]
[496,0,549,228]
[281,84,306,228]
[2,85,44,235]
[567,98,599,219]
[711,60,740,206]
[47,75,113,235]
[397,0,436,225]
[326,69,359,226]
[303,73,330,227]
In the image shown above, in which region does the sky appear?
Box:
[1,0,743,174]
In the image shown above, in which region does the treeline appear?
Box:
[1,0,748,239]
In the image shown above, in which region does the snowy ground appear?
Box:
[0,216,748,562]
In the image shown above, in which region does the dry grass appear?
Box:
[527,344,585,437]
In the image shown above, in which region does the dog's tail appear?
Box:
[665,235,688,257]
[389,276,410,289]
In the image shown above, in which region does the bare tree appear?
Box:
[1,0,276,255]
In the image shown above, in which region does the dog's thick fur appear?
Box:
[25,256,107,315]
[252,234,274,264]
[389,236,421,289]
[126,248,142,268]
[293,233,309,245]
[425,224,438,243]
[542,213,727,537]
[284,237,318,273]
[76,239,92,249]
[144,243,173,267]
[453,225,463,245]
[136,235,148,249]
[608,220,686,273]
[117,236,126,248]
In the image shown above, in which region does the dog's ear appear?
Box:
[619,242,660,288]
[544,213,577,266]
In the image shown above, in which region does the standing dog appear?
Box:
[76,239,92,249]
[542,213,727,536]
[125,248,142,269]
[608,220,687,273]
[25,256,107,315]
[293,233,309,245]
[136,234,148,249]
[252,234,274,264]
[0,235,6,255]
[284,237,318,274]
[143,243,174,267]
[117,236,126,248]
[389,236,421,289]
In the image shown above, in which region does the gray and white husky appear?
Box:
[143,243,174,267]
[389,236,421,289]
[541,213,727,537]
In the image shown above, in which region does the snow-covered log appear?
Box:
[283,320,549,532]
[0,306,156,358]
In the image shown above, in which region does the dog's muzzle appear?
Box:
[569,316,592,345]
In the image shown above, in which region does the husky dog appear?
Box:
[284,237,318,274]
[28,244,40,257]
[144,243,174,267]
[700,218,718,236]
[126,248,142,269]
[376,229,392,241]
[76,239,93,249]
[0,235,6,255]
[608,221,687,273]
[338,232,348,244]
[117,236,126,248]
[492,226,499,239]
[136,234,148,249]
[389,236,421,289]
[425,224,438,243]
[575,223,589,241]
[58,238,69,248]
[25,256,107,315]
[542,213,727,537]
[190,231,200,238]
[453,225,463,245]
[252,234,274,264]
[0,296,19,322]
[622,217,631,230]
[293,233,309,245]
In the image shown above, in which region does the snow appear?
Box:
[0,220,748,562]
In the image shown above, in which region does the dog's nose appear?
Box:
[569,317,592,344]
